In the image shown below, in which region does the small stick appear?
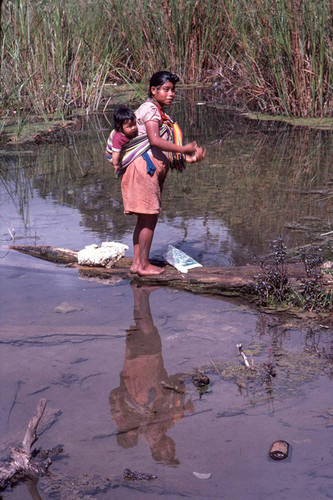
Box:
[208,355,223,378]
[0,216,15,243]
[160,381,186,394]
[237,343,254,370]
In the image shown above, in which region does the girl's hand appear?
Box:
[184,146,206,163]
[182,141,197,154]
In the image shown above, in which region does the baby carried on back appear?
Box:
[105,106,185,176]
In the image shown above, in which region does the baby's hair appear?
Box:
[114,106,135,132]
[149,71,180,97]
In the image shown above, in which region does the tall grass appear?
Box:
[0,0,125,118]
[0,0,332,119]
[216,0,333,116]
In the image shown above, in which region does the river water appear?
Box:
[0,91,333,499]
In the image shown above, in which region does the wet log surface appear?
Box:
[9,244,327,298]
[10,245,79,263]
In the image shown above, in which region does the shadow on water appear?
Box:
[0,91,333,499]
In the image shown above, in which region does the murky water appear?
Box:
[0,93,333,499]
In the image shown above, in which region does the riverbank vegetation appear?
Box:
[1,0,332,126]
[255,237,332,313]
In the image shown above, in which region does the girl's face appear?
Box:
[151,80,176,107]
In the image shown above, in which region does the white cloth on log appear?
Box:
[77,242,129,268]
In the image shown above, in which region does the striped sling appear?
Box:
[105,118,185,175]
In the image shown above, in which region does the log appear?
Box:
[10,244,330,299]
[10,245,78,263]
[0,399,52,491]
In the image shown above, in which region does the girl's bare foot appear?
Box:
[137,264,165,276]
[130,259,140,273]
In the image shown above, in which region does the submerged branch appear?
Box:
[22,399,47,454]
[0,399,51,491]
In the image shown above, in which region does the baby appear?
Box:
[112,106,138,173]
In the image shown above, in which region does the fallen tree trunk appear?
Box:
[10,245,79,263]
[0,399,51,491]
[10,244,328,299]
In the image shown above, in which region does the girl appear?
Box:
[121,71,206,276]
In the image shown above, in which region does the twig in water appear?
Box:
[237,343,255,371]
[160,381,186,394]
[208,355,223,378]
[7,380,23,427]
[0,216,15,243]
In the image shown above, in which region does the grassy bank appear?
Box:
[0,0,332,124]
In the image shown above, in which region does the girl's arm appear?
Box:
[145,120,197,155]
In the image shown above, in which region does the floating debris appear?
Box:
[269,440,289,460]
[237,343,254,371]
[54,302,83,314]
[192,370,210,387]
[217,408,246,418]
[316,408,333,427]
[123,469,157,481]
[262,361,276,377]
[160,381,186,394]
[193,472,212,479]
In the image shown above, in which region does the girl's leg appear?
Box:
[130,220,141,273]
[130,213,165,276]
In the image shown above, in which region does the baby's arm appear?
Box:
[112,151,122,173]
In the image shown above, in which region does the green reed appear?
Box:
[0,0,124,120]
[0,0,332,121]
[224,0,333,117]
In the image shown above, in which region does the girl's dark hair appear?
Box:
[149,71,180,97]
[114,106,135,132]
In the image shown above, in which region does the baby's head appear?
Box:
[114,107,138,138]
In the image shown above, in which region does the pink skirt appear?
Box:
[121,154,169,215]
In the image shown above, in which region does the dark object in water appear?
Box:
[262,361,277,377]
[192,370,210,387]
[123,469,157,481]
[269,440,289,460]
[160,381,186,394]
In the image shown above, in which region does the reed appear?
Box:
[0,0,332,121]
[0,0,124,121]
[218,0,333,117]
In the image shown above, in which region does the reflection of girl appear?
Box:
[120,71,206,276]
[109,285,194,465]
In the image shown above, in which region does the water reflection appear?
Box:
[109,285,194,465]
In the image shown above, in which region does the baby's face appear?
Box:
[122,118,138,138]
